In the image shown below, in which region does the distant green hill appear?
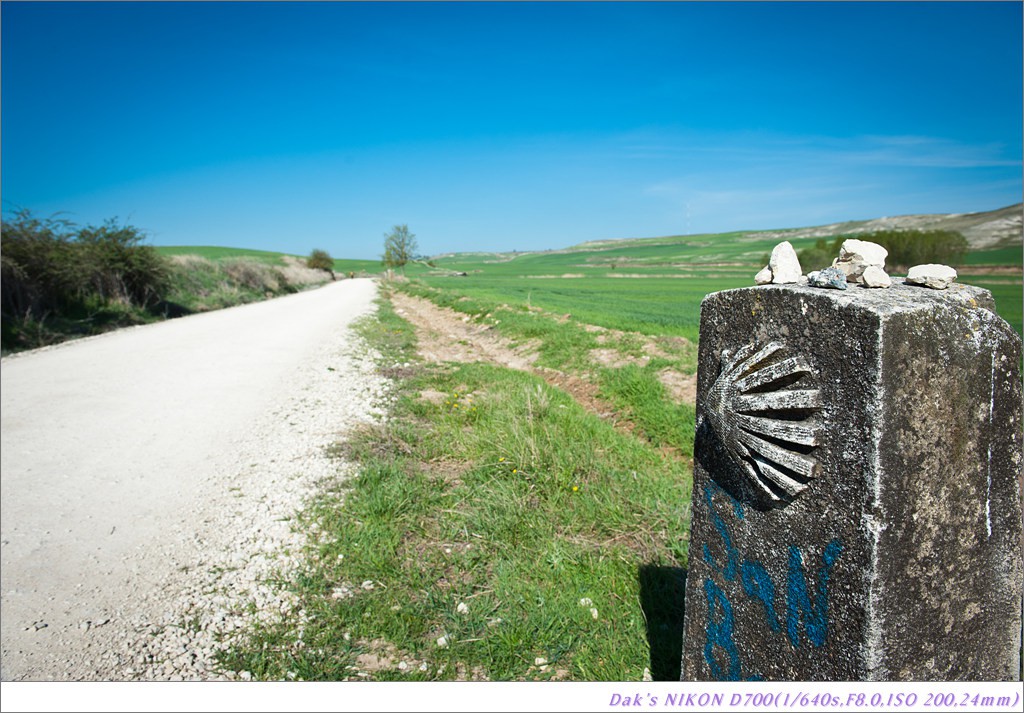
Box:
[428,205,1021,270]
[158,204,1021,277]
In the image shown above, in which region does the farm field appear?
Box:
[410,234,1022,339]
[157,223,1021,339]
[152,230,1022,342]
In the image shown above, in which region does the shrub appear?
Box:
[870,229,969,269]
[307,248,335,279]
[76,219,169,307]
[1,210,82,320]
[798,238,836,272]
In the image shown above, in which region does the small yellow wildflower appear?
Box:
[499,457,505,462]
[572,486,579,492]
[512,469,518,474]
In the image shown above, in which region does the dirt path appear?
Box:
[389,291,619,415]
[1,279,384,681]
[388,290,695,431]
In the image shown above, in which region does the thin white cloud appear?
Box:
[614,129,1019,170]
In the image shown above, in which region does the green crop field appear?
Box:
[407,235,1022,338]
[962,246,1024,266]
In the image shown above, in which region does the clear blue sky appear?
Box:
[2,1,1021,259]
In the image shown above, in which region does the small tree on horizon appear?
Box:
[382,224,417,275]
[307,248,336,280]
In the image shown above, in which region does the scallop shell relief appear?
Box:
[705,341,823,504]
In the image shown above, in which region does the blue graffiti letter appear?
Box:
[702,483,741,581]
[741,560,780,632]
[786,539,844,648]
[703,578,742,681]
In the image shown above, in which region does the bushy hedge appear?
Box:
[1,210,340,352]
[799,229,970,272]
[2,210,169,350]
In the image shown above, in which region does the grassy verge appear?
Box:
[219,294,691,681]
[162,254,328,314]
[2,251,335,355]
[157,246,387,277]
[1,297,164,354]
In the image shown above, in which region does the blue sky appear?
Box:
[2,1,1021,259]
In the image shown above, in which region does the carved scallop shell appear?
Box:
[705,341,822,504]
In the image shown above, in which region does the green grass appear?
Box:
[332,258,387,275]
[962,246,1023,266]
[599,364,696,455]
[220,295,691,681]
[425,275,748,342]
[157,228,1021,337]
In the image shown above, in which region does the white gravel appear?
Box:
[1,279,389,681]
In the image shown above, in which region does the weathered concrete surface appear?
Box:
[681,280,1022,681]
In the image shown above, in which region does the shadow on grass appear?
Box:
[151,300,194,319]
[638,564,687,681]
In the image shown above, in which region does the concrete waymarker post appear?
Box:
[681,280,1023,681]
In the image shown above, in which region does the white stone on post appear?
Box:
[906,264,958,290]
[768,242,802,284]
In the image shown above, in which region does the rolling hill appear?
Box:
[739,203,1023,250]
[571,204,1022,253]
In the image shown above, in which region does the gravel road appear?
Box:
[1,278,386,681]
